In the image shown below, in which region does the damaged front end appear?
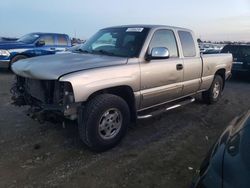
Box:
[11,76,79,123]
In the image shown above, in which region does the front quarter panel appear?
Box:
[59,60,140,103]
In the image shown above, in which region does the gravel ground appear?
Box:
[0,69,249,188]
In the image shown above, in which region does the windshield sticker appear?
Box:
[126,28,144,32]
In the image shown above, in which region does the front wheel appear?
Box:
[78,94,130,152]
[202,75,223,104]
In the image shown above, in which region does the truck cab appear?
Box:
[0,32,71,69]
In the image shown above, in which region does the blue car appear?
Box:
[0,32,71,69]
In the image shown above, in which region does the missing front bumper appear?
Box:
[11,76,79,122]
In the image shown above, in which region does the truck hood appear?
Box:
[0,41,32,49]
[12,53,128,80]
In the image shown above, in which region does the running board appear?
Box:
[137,97,195,119]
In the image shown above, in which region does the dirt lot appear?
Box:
[0,69,249,188]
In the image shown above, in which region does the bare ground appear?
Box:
[0,69,249,188]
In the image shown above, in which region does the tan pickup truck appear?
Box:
[11,25,232,151]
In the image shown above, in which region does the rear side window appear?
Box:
[39,35,55,46]
[57,35,68,46]
[178,31,196,57]
[149,29,178,58]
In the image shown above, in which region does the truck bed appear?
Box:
[201,53,232,77]
[200,53,232,90]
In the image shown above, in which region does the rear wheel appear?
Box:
[9,55,27,70]
[202,75,223,104]
[78,94,130,152]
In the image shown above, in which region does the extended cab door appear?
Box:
[55,35,71,52]
[140,29,184,109]
[177,31,202,96]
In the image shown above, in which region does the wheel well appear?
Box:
[11,54,29,61]
[9,54,29,68]
[215,69,226,89]
[87,86,137,122]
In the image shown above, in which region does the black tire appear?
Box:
[202,75,223,104]
[9,55,27,70]
[78,94,130,152]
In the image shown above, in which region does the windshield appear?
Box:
[79,27,149,58]
[17,33,40,43]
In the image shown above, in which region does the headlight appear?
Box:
[0,50,10,56]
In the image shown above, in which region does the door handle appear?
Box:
[50,47,56,50]
[176,64,183,70]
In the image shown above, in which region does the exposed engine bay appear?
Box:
[11,76,78,123]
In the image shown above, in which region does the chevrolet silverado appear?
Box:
[11,25,232,151]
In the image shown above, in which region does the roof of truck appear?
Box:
[29,32,69,36]
[103,24,192,31]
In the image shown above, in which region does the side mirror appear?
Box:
[36,40,45,47]
[146,47,170,61]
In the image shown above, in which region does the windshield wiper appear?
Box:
[77,49,90,53]
[92,50,114,56]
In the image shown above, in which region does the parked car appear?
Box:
[221,45,250,74]
[0,32,71,69]
[11,25,232,151]
[202,49,221,54]
[191,111,250,188]
[199,43,224,54]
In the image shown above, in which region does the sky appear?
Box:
[0,0,250,41]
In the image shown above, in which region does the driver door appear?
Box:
[34,35,57,56]
[140,29,184,109]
